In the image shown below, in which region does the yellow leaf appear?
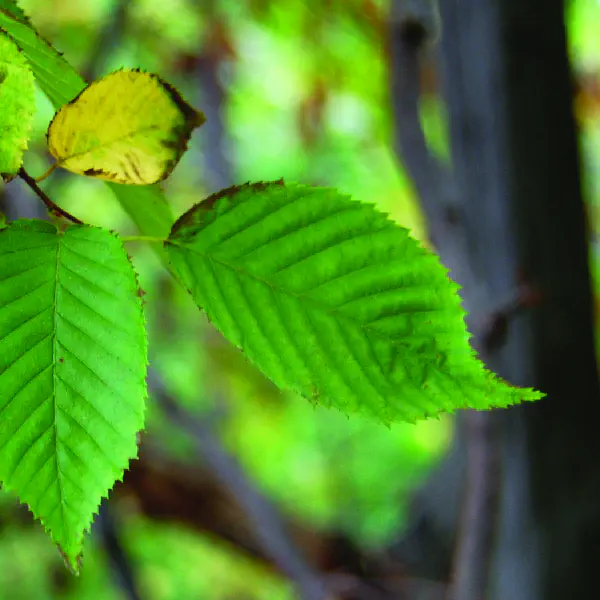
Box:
[47,69,205,185]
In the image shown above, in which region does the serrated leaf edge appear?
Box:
[0,222,148,571]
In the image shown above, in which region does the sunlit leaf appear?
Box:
[47,69,204,185]
[166,182,543,425]
[0,0,29,25]
[0,4,84,109]
[0,30,34,178]
[0,220,147,569]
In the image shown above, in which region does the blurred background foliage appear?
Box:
[0,0,597,598]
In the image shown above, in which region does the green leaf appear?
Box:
[0,6,84,108]
[0,5,174,240]
[109,183,174,240]
[47,69,204,185]
[166,182,543,424]
[0,220,147,569]
[0,30,35,178]
[0,0,30,25]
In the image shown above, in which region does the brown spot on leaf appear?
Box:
[84,168,105,177]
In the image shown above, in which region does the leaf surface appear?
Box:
[0,30,35,177]
[166,182,543,424]
[47,70,205,185]
[0,0,30,25]
[0,220,147,569]
[0,6,83,108]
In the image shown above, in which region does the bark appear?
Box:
[390,0,600,598]
[490,2,600,599]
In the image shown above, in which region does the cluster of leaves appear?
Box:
[0,0,543,573]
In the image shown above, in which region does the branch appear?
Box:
[446,411,500,600]
[18,168,84,225]
[193,22,236,193]
[148,372,327,600]
[119,452,451,599]
[120,449,372,573]
[478,280,544,353]
[388,0,481,304]
[94,501,143,600]
[389,0,456,222]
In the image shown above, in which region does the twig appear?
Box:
[193,15,236,193]
[389,0,456,222]
[478,281,543,353]
[149,371,327,600]
[34,163,57,183]
[95,501,143,600]
[389,0,477,297]
[121,451,372,579]
[120,235,166,244]
[18,168,84,225]
[445,411,500,600]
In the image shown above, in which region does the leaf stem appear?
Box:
[34,162,58,183]
[18,168,84,225]
[120,235,166,244]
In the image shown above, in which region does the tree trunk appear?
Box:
[390,0,600,598]
[489,2,600,599]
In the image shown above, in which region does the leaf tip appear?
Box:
[58,544,83,576]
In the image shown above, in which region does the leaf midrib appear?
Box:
[167,239,447,354]
[55,124,163,165]
[51,232,66,544]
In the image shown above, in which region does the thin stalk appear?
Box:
[34,163,58,183]
[120,235,166,244]
[18,167,84,225]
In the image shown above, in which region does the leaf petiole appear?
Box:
[120,235,166,244]
[17,167,84,225]
[34,162,58,182]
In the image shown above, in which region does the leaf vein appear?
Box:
[57,375,127,439]
[57,342,136,410]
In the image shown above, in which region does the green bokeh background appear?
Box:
[0,1,597,598]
